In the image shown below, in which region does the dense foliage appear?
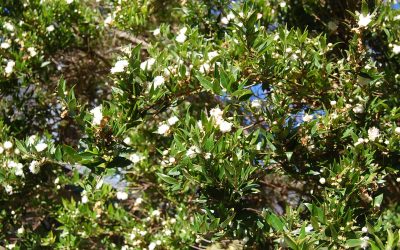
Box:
[1,0,400,249]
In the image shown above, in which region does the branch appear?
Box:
[113,29,150,49]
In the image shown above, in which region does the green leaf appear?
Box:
[55,146,62,161]
[345,239,363,247]
[220,210,236,228]
[40,61,51,67]
[157,173,178,185]
[196,74,213,92]
[15,139,28,155]
[286,152,293,162]
[209,218,220,230]
[267,213,284,232]
[265,138,277,151]
[373,193,383,208]
[284,234,298,249]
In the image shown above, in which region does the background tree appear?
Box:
[1,0,400,249]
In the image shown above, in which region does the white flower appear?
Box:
[169,157,176,163]
[392,44,400,55]
[123,137,131,145]
[305,225,313,233]
[186,145,201,159]
[46,25,55,33]
[210,107,224,124]
[251,99,262,108]
[362,227,368,233]
[355,138,365,146]
[140,58,156,71]
[1,42,10,49]
[95,179,103,189]
[221,17,229,25]
[148,242,157,250]
[367,127,380,141]
[153,75,165,88]
[210,107,223,119]
[207,51,219,60]
[303,114,314,122]
[358,13,373,28]
[90,105,103,126]
[280,2,287,7]
[0,146,4,154]
[5,60,15,75]
[179,27,187,34]
[135,197,143,205]
[27,47,37,57]
[104,15,113,26]
[35,142,47,152]
[330,100,337,106]
[110,59,129,74]
[15,163,24,176]
[199,63,210,74]
[163,66,172,76]
[204,152,211,159]
[7,160,18,168]
[4,22,14,31]
[29,160,40,174]
[129,153,142,164]
[3,141,13,150]
[176,33,187,43]
[28,135,37,145]
[17,227,24,235]
[319,177,326,184]
[153,28,161,36]
[116,191,128,200]
[224,12,233,21]
[360,236,369,249]
[197,120,204,131]
[352,103,364,114]
[81,194,88,203]
[157,124,170,135]
[219,120,233,133]
[5,185,13,194]
[167,116,179,126]
[151,210,161,217]
[66,0,73,4]
[395,127,400,135]
[186,149,196,159]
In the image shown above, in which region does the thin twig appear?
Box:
[113,29,150,49]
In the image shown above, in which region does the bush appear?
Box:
[1,0,400,249]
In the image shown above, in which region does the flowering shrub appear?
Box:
[1,0,400,249]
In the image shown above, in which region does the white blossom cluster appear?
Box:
[209,107,233,133]
[156,116,179,136]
